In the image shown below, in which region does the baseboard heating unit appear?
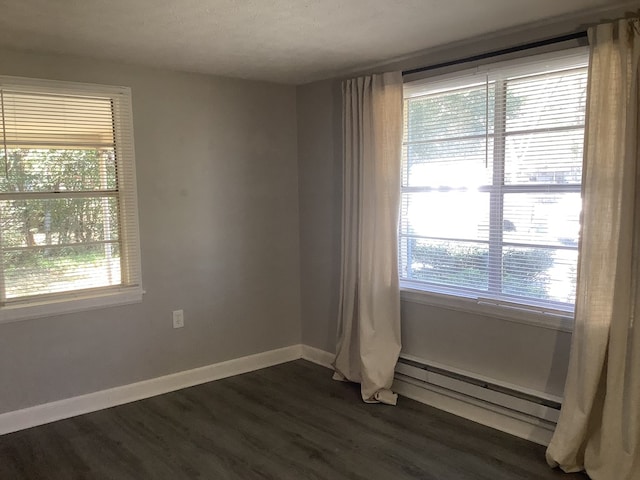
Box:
[393,354,562,445]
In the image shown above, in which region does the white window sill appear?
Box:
[400,285,574,333]
[0,287,144,324]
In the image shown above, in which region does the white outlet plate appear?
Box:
[172,310,184,328]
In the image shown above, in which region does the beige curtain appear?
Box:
[546,18,640,480]
[333,72,403,405]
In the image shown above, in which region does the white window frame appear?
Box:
[400,48,589,332]
[0,76,143,323]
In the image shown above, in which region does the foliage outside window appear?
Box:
[400,49,589,314]
[0,77,142,320]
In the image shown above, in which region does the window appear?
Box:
[400,49,589,316]
[0,76,142,321]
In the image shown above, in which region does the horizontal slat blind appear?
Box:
[2,91,115,147]
[400,48,589,313]
[0,78,141,304]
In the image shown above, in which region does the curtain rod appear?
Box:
[402,31,588,76]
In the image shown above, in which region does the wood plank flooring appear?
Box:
[0,360,589,479]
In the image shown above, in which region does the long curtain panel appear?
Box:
[333,72,403,405]
[546,18,640,480]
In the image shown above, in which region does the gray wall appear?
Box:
[297,80,342,352]
[296,6,634,397]
[0,49,301,414]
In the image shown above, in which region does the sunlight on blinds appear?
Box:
[0,79,140,305]
[2,91,115,147]
[400,48,589,312]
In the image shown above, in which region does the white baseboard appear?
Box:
[0,344,303,436]
[301,344,334,368]
[0,344,556,447]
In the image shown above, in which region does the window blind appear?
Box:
[0,77,141,306]
[400,48,589,313]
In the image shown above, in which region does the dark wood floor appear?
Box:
[0,360,588,480]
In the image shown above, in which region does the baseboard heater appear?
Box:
[395,356,561,424]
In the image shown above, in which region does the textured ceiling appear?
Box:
[0,0,631,84]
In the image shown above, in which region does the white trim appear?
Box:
[393,376,555,446]
[0,286,144,324]
[0,344,302,436]
[401,288,574,332]
[301,345,335,368]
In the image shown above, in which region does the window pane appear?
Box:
[0,148,117,192]
[403,138,493,187]
[502,246,577,305]
[401,50,587,313]
[0,80,141,312]
[4,243,121,299]
[503,192,581,247]
[400,238,489,291]
[401,191,490,241]
[505,69,587,133]
[1,197,119,248]
[405,83,495,142]
[505,130,584,185]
